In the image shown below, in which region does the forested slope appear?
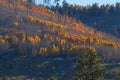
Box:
[51,2,120,38]
[0,0,120,59]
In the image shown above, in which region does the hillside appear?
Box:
[0,0,120,80]
[0,0,120,59]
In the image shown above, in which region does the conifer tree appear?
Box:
[75,47,106,80]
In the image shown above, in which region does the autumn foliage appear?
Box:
[0,0,120,57]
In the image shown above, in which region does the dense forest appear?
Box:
[50,0,120,37]
[0,0,120,80]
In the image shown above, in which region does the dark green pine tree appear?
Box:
[74,47,106,80]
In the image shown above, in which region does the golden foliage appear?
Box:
[68,45,81,54]
[39,47,47,56]
[28,36,34,44]
[28,16,65,29]
[86,37,94,44]
[56,37,66,45]
[28,16,36,23]
[34,35,41,43]
[0,39,5,44]
[49,36,54,41]
[11,35,19,44]
[28,35,41,44]
[81,46,96,52]
[47,45,60,54]
[17,32,26,43]
[17,0,25,2]
[13,21,19,27]
[4,35,9,40]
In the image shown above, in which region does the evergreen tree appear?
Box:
[75,47,106,80]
